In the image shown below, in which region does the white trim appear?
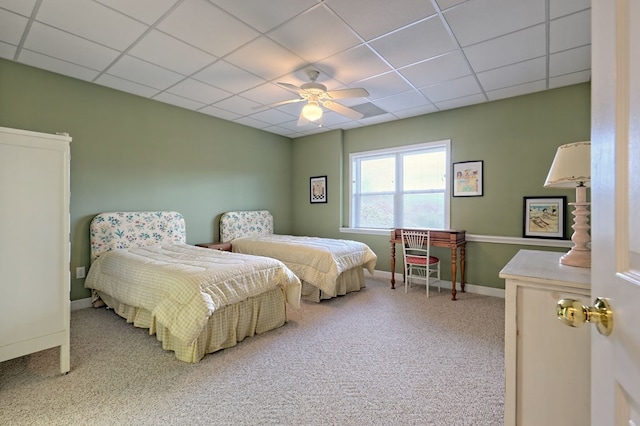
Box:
[71,298,92,311]
[371,270,505,298]
[339,228,573,248]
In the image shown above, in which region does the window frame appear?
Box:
[348,139,451,231]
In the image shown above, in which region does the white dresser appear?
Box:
[499,249,591,426]
[0,127,71,374]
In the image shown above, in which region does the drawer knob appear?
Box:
[556,297,613,336]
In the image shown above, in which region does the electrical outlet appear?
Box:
[76,266,86,279]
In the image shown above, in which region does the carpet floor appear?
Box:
[0,278,505,425]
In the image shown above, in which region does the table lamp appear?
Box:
[544,141,591,268]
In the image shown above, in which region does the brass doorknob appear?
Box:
[556,297,613,336]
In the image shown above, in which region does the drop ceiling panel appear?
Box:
[0,0,592,138]
[36,0,147,51]
[325,0,436,41]
[267,6,361,63]
[157,0,258,57]
[444,0,545,46]
[369,17,456,68]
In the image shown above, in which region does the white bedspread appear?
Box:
[231,234,377,297]
[85,244,301,344]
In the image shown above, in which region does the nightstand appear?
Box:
[196,242,232,252]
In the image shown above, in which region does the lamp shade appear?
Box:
[544,141,591,188]
[302,101,323,122]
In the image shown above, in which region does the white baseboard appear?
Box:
[371,270,505,298]
[71,298,92,311]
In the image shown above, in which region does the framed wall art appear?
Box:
[453,160,483,197]
[310,175,327,203]
[523,196,566,239]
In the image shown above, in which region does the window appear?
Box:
[350,140,450,230]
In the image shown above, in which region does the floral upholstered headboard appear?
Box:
[89,211,186,262]
[219,210,274,243]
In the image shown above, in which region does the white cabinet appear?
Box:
[0,127,71,374]
[499,249,590,426]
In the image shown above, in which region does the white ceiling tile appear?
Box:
[224,36,306,80]
[464,24,545,73]
[167,78,231,104]
[18,49,100,81]
[211,0,317,33]
[359,72,415,100]
[315,45,392,85]
[549,9,590,53]
[421,75,482,102]
[549,0,590,19]
[267,5,361,63]
[549,70,590,88]
[435,0,467,10]
[36,0,147,50]
[0,0,37,16]
[233,116,271,129]
[95,74,160,98]
[434,93,487,110]
[157,0,258,57]
[326,0,436,41]
[0,40,16,59]
[153,92,206,110]
[392,104,439,118]
[24,22,120,70]
[241,82,298,106]
[193,60,265,93]
[128,30,216,75]
[212,95,261,115]
[477,57,546,91]
[370,16,456,68]
[373,91,431,112]
[400,51,471,88]
[107,55,184,89]
[549,45,590,77]
[486,80,547,101]
[0,9,28,45]
[444,0,545,46]
[95,0,180,25]
[249,108,297,125]
[199,105,242,121]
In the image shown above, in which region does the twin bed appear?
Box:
[219,210,377,302]
[85,210,377,362]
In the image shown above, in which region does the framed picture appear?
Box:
[523,196,566,239]
[310,175,327,203]
[453,160,483,197]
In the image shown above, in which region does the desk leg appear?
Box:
[451,246,458,301]
[460,244,466,293]
[390,242,396,289]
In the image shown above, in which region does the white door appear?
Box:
[591,0,640,424]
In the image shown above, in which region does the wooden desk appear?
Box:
[390,228,466,300]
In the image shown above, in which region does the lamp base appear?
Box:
[560,247,591,268]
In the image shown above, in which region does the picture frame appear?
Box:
[523,196,566,239]
[310,175,327,203]
[453,160,483,197]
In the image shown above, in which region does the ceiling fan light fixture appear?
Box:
[302,101,323,122]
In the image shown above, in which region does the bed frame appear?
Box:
[220,210,368,302]
[87,211,288,363]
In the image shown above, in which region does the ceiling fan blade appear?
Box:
[323,100,364,119]
[277,82,304,95]
[252,98,305,110]
[326,87,369,99]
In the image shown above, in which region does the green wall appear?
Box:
[0,58,590,298]
[0,59,293,301]
[291,83,590,289]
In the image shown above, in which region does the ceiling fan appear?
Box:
[260,70,369,126]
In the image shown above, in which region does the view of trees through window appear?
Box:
[351,141,449,229]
